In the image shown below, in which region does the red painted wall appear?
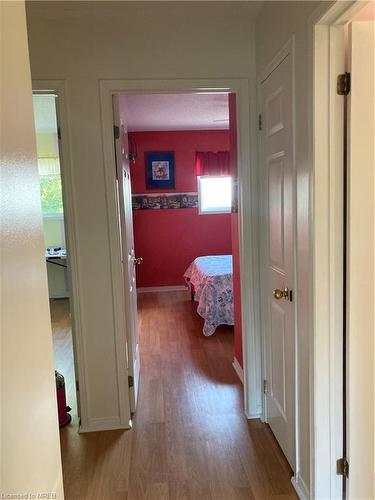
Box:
[129,130,232,287]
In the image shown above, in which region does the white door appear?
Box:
[260,51,296,470]
[346,19,374,499]
[113,95,141,413]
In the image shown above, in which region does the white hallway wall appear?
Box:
[0,1,64,497]
[256,0,320,494]
[26,1,257,430]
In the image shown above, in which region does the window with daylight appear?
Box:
[198,175,232,214]
[33,94,64,218]
[38,157,64,217]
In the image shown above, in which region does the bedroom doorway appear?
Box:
[100,78,261,427]
[113,91,244,416]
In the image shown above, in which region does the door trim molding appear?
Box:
[258,37,295,85]
[232,357,244,384]
[99,78,262,423]
[308,1,367,498]
[291,475,309,500]
[257,36,299,484]
[32,80,89,430]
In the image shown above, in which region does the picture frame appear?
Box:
[145,151,175,189]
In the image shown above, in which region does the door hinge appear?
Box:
[76,380,79,392]
[263,379,268,394]
[336,457,349,477]
[57,127,61,140]
[128,375,134,388]
[337,72,351,96]
[258,113,262,131]
[113,125,120,140]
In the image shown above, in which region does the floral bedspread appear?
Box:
[184,255,234,336]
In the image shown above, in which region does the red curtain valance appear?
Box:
[195,151,230,176]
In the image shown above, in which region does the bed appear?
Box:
[184,255,234,336]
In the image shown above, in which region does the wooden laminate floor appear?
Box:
[51,292,296,500]
[50,298,78,422]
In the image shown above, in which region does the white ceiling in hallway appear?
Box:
[120,93,229,132]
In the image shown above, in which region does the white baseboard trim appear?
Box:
[291,474,309,500]
[245,411,262,420]
[232,357,244,384]
[245,402,263,420]
[137,285,187,293]
[79,416,131,433]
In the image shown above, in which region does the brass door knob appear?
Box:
[273,288,290,301]
[133,257,143,265]
[273,288,284,300]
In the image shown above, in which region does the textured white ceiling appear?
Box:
[121,93,229,131]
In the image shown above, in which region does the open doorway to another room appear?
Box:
[32,93,77,431]
[118,91,244,421]
[118,92,243,411]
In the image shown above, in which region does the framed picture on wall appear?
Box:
[145,151,175,189]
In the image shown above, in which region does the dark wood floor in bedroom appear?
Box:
[52,291,296,500]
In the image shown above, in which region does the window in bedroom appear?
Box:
[198,175,232,214]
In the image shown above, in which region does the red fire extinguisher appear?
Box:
[55,371,72,428]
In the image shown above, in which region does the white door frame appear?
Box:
[32,80,89,429]
[308,2,370,498]
[99,78,262,424]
